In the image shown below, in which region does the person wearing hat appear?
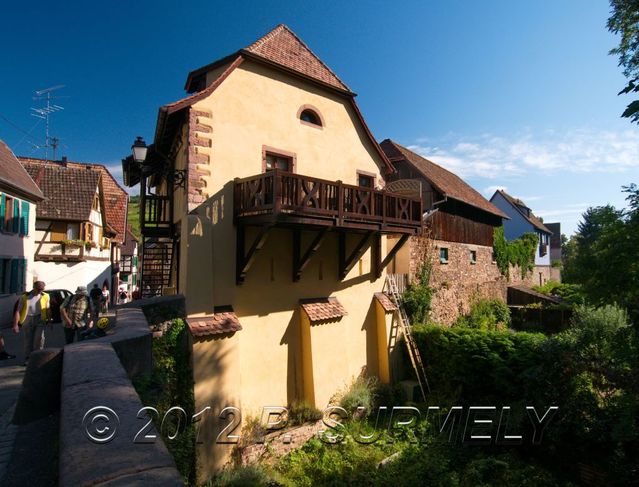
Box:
[12,281,51,365]
[60,286,94,345]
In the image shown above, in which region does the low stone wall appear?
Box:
[241,420,324,465]
[424,240,506,325]
[58,307,182,486]
[407,237,556,325]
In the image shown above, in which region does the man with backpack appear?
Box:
[61,286,93,344]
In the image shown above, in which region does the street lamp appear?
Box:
[131,136,148,163]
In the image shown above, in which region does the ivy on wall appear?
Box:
[493,226,538,279]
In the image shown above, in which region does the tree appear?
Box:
[608,0,639,123]
[564,185,639,322]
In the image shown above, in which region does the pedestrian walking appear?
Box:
[118,287,128,304]
[101,284,110,313]
[60,286,93,344]
[89,284,102,324]
[12,281,51,365]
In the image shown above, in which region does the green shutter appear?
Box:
[12,201,20,233]
[18,259,26,292]
[0,194,5,222]
[9,259,19,293]
[20,201,29,236]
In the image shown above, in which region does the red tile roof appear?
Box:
[22,162,100,221]
[187,308,243,337]
[155,24,394,175]
[374,292,397,313]
[493,190,552,234]
[380,140,508,219]
[0,140,44,202]
[18,157,128,243]
[242,24,351,93]
[301,297,347,323]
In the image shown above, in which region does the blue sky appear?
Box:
[1,0,637,235]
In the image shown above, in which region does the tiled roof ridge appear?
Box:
[18,156,128,193]
[243,24,351,93]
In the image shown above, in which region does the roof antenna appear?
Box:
[31,84,68,161]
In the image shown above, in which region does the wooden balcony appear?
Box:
[234,170,423,234]
[141,194,172,237]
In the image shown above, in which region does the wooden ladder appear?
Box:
[385,274,430,400]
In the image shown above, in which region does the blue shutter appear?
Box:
[20,201,29,236]
[12,201,20,233]
[0,194,5,222]
[9,259,19,293]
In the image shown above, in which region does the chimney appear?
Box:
[61,156,68,166]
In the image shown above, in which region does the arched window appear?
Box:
[299,108,323,127]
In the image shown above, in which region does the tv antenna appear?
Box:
[31,84,68,160]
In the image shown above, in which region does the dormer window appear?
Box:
[298,105,323,128]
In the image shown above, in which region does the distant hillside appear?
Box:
[128,195,141,241]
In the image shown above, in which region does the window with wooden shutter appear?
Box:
[12,201,20,233]
[3,196,14,232]
[50,222,67,241]
[19,201,29,236]
[9,259,19,293]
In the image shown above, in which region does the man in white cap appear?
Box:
[60,286,93,344]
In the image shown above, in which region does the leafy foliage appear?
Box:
[454,298,511,330]
[401,252,433,323]
[133,318,196,484]
[562,184,639,321]
[608,0,639,123]
[532,280,585,305]
[493,227,538,279]
[412,307,639,484]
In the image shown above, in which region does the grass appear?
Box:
[128,195,141,241]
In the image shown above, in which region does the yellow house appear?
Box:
[124,24,422,474]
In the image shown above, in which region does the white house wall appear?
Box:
[0,198,37,326]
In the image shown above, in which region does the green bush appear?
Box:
[288,400,323,426]
[532,281,585,304]
[208,465,278,487]
[339,376,378,416]
[133,318,196,484]
[412,314,639,485]
[401,255,433,323]
[454,299,511,330]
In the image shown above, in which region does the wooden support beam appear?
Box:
[373,233,382,279]
[339,232,373,280]
[293,228,328,282]
[236,225,272,284]
[376,234,410,278]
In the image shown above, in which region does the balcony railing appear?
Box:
[234,170,422,233]
[141,194,171,235]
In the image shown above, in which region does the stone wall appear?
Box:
[407,236,549,326]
